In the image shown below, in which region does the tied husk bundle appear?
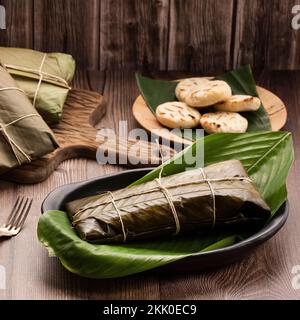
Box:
[67,160,271,244]
[0,65,58,175]
[0,47,76,124]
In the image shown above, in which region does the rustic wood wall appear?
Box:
[0,0,299,71]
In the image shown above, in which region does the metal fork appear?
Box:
[0,196,33,238]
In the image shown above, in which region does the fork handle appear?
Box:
[0,228,18,238]
[0,230,12,237]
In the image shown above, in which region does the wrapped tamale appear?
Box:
[67,160,271,244]
[0,47,76,124]
[0,65,59,175]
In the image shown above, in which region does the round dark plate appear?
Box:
[42,168,289,272]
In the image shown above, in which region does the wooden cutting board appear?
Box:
[2,89,175,184]
[133,86,288,146]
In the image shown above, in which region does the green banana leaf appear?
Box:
[38,131,293,279]
[133,131,293,216]
[136,65,271,141]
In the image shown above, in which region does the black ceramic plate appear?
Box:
[42,168,289,272]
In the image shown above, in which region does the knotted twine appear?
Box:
[199,167,216,230]
[0,109,40,165]
[0,87,25,94]
[4,53,71,108]
[154,140,181,235]
[106,191,128,242]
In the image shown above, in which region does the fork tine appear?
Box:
[6,196,22,226]
[10,198,29,229]
[8,197,29,229]
[16,198,33,229]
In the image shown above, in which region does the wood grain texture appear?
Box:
[234,0,300,70]
[1,0,300,70]
[0,71,299,300]
[100,0,169,70]
[168,0,234,72]
[0,0,33,47]
[33,0,100,70]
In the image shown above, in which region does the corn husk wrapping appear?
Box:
[67,160,271,244]
[0,47,76,124]
[0,65,59,175]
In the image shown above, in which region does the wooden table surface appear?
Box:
[0,70,299,300]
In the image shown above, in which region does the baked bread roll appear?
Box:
[175,77,210,102]
[215,95,261,112]
[200,111,248,133]
[156,102,201,129]
[186,80,232,107]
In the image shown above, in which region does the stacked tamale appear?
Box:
[0,47,76,124]
[0,64,58,174]
[67,160,271,244]
[0,47,77,175]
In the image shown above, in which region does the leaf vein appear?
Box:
[248,132,291,173]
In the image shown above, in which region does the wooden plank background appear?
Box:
[0,0,299,71]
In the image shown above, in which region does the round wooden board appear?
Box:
[132,86,287,146]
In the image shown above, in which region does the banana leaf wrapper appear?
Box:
[67,160,271,244]
[0,65,59,175]
[0,47,76,124]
